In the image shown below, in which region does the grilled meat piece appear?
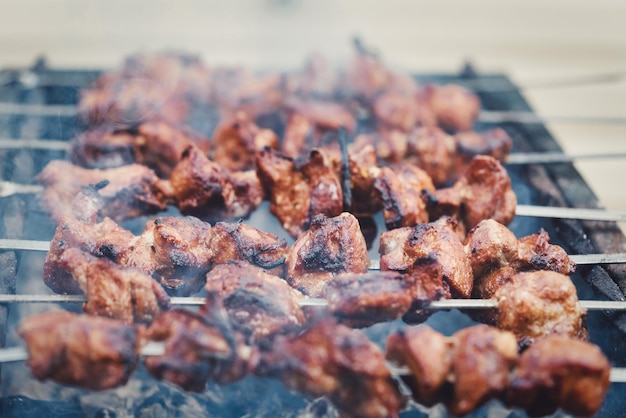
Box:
[284,98,356,133]
[287,213,369,297]
[18,311,139,391]
[508,336,611,417]
[416,83,480,132]
[466,219,576,298]
[405,126,458,186]
[386,324,452,407]
[204,261,306,341]
[70,126,136,169]
[446,325,519,416]
[323,271,419,328]
[37,160,169,222]
[374,163,435,229]
[58,248,170,324]
[121,216,214,295]
[256,147,343,237]
[256,318,406,418]
[285,52,340,98]
[455,128,512,168]
[347,143,382,217]
[494,270,587,344]
[164,144,263,221]
[44,216,135,294]
[143,306,235,392]
[208,221,288,274]
[79,52,211,127]
[426,155,517,230]
[380,217,473,299]
[373,91,420,132]
[211,111,279,171]
[214,69,284,119]
[134,121,210,177]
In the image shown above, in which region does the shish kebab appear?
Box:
[3,137,626,166]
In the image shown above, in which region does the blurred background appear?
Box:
[2,0,626,217]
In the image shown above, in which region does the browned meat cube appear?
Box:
[494,270,588,343]
[255,318,406,418]
[122,216,214,296]
[205,261,306,341]
[373,91,419,132]
[37,160,169,222]
[70,126,136,169]
[257,147,343,237]
[58,248,169,324]
[508,336,611,417]
[347,142,383,217]
[324,271,417,328]
[44,216,135,294]
[446,325,518,416]
[417,83,480,132]
[406,126,457,186]
[143,307,234,392]
[18,311,139,391]
[427,155,517,230]
[374,164,435,229]
[287,213,369,297]
[212,111,279,171]
[386,325,452,407]
[455,128,512,168]
[208,221,288,274]
[166,144,263,221]
[380,217,473,298]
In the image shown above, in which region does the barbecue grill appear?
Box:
[1,57,626,417]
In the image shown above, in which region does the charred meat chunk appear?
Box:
[121,216,214,296]
[205,261,306,341]
[416,83,480,132]
[256,147,343,237]
[427,155,517,230]
[44,216,135,294]
[165,144,263,221]
[37,160,169,222]
[508,336,611,417]
[380,217,473,299]
[211,111,279,171]
[143,306,235,392]
[256,318,406,418]
[386,324,452,407]
[18,311,139,391]
[494,270,588,344]
[287,213,369,297]
[58,248,170,324]
[323,271,418,328]
[406,126,458,186]
[374,164,435,229]
[208,221,288,274]
[446,325,518,416]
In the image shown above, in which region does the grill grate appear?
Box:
[1,58,626,417]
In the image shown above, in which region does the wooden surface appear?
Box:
[1,0,625,226]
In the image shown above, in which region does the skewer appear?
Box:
[1,138,626,168]
[0,343,624,383]
[1,102,626,126]
[1,294,625,312]
[2,179,625,222]
[0,238,624,266]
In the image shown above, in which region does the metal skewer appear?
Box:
[3,179,626,222]
[0,343,624,383]
[1,294,625,312]
[0,238,624,266]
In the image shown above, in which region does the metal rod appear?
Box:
[2,294,625,312]
[516,204,626,222]
[1,342,625,383]
[0,103,78,117]
[478,111,626,125]
[0,138,71,151]
[504,152,626,165]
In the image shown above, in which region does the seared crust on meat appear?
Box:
[18,311,139,391]
[287,213,369,297]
